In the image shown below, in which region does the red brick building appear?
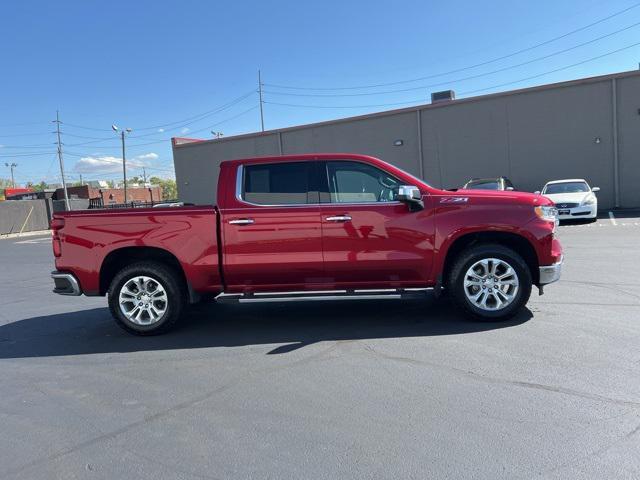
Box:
[54,185,162,205]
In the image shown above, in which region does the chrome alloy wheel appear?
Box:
[463,258,519,311]
[118,276,168,325]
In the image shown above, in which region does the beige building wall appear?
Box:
[173,70,640,209]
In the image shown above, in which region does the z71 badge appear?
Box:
[439,197,469,204]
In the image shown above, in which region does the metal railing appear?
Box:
[88,198,180,209]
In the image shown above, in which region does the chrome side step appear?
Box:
[215,288,431,304]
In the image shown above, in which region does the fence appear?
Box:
[0,200,51,235]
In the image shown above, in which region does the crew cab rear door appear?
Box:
[319,160,434,289]
[220,160,324,292]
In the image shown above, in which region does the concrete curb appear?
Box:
[0,229,52,240]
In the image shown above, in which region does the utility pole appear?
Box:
[121,131,127,202]
[53,111,71,211]
[79,174,83,186]
[112,125,132,204]
[4,162,17,188]
[258,69,265,132]
[142,167,147,185]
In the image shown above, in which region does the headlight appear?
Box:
[582,195,596,206]
[535,205,558,222]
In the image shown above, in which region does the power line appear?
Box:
[263,19,640,99]
[264,1,640,91]
[129,91,256,138]
[264,99,424,109]
[179,106,259,136]
[460,39,640,95]
[264,39,640,111]
[0,151,56,157]
[59,90,255,136]
[0,121,49,127]
[132,90,255,132]
[0,132,51,138]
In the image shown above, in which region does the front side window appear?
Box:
[326,161,401,204]
[242,162,312,205]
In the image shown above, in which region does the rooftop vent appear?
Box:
[431,90,455,104]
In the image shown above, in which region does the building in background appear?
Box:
[172,69,640,210]
[53,185,162,205]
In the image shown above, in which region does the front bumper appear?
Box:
[557,205,596,220]
[539,256,563,286]
[51,271,82,296]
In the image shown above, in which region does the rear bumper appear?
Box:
[51,271,82,296]
[539,256,563,286]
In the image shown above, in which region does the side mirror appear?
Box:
[395,185,424,211]
[534,190,541,195]
[591,187,600,193]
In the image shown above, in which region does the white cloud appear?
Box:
[0,144,4,148]
[157,128,165,133]
[73,152,158,174]
[180,127,190,134]
[74,156,125,174]
[135,152,159,161]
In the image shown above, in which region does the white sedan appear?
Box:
[537,179,600,221]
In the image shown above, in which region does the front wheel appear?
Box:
[447,244,532,321]
[108,261,186,335]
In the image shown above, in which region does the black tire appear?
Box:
[108,261,187,335]
[446,243,532,321]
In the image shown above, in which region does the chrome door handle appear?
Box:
[229,218,255,225]
[325,215,352,222]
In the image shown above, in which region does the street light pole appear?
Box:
[4,162,17,188]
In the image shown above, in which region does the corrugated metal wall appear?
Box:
[173,71,640,209]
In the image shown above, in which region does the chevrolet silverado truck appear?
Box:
[51,153,563,335]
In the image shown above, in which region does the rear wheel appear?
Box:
[447,244,532,321]
[108,261,186,335]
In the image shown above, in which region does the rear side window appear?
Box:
[243,162,314,205]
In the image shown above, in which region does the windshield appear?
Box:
[465,180,500,190]
[543,182,589,194]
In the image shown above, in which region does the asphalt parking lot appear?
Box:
[1,215,639,479]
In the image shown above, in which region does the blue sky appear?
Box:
[2,0,640,185]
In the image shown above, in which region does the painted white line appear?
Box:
[0,229,51,240]
[608,211,618,226]
[15,237,51,244]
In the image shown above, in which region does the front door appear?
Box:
[221,160,324,292]
[319,160,434,289]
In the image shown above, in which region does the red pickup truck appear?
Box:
[51,153,563,335]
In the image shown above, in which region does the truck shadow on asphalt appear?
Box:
[0,298,532,359]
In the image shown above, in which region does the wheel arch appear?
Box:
[100,246,195,301]
[441,231,540,286]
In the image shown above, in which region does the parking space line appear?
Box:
[608,211,617,226]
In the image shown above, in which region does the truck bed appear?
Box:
[53,205,222,296]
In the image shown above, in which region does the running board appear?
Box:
[215,288,432,304]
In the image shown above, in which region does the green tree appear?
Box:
[0,178,13,200]
[25,181,50,192]
[149,177,177,200]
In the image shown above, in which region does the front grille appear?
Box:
[555,202,578,208]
